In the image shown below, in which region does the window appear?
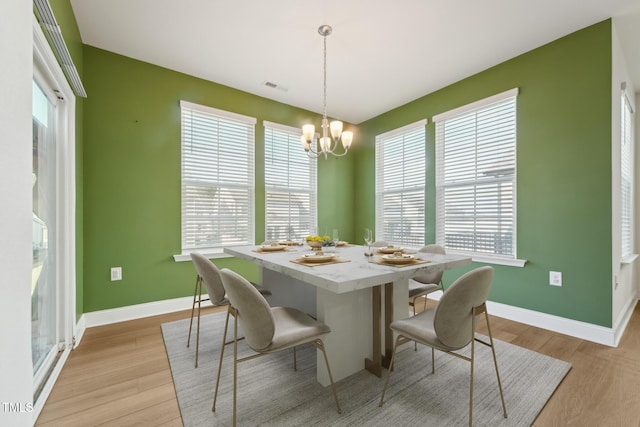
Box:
[621,89,634,259]
[375,120,427,246]
[180,100,256,253]
[434,88,520,264]
[264,121,317,241]
[32,78,59,382]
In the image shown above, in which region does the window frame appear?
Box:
[176,100,256,260]
[620,87,635,262]
[433,88,526,267]
[375,119,427,247]
[263,120,317,243]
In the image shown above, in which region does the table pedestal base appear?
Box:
[365,282,402,377]
[261,268,409,385]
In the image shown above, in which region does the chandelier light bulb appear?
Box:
[329,121,343,140]
[302,124,315,142]
[341,131,353,149]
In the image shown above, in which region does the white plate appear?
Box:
[381,254,415,264]
[260,245,286,252]
[300,253,335,263]
[377,246,404,254]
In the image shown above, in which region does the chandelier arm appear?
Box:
[327,138,338,154]
[313,142,349,157]
[329,146,350,157]
[306,149,322,159]
[304,142,323,158]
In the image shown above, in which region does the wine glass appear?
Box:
[332,229,340,249]
[364,228,373,257]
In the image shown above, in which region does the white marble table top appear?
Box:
[224,244,471,294]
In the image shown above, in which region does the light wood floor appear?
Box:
[36,302,640,426]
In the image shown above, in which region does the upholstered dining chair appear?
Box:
[215,268,341,426]
[409,244,446,316]
[187,252,270,367]
[379,266,507,426]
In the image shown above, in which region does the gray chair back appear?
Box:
[220,268,275,352]
[190,252,227,305]
[433,266,494,349]
[412,244,446,285]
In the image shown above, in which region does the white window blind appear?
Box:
[375,120,427,247]
[180,100,256,252]
[621,90,634,259]
[264,121,317,241]
[435,89,518,259]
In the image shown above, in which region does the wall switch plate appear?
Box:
[110,267,122,281]
[549,271,562,286]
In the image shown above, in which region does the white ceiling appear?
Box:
[71,0,640,124]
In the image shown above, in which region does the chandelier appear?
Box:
[300,25,353,158]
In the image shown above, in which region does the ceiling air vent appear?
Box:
[263,81,288,92]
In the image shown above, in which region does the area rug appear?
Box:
[161,312,571,426]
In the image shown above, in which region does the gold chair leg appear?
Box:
[431,347,435,374]
[195,277,203,368]
[293,346,297,371]
[212,308,231,412]
[187,274,200,347]
[469,319,475,427]
[378,335,401,407]
[232,310,238,427]
[314,339,342,414]
[484,311,507,419]
[412,299,418,351]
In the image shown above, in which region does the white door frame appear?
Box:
[31,15,76,421]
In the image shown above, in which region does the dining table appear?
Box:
[224,243,471,386]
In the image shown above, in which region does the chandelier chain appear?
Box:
[323,33,328,120]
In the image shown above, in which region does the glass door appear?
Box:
[31,17,77,418]
[31,78,59,388]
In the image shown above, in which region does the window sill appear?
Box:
[173,249,233,262]
[447,251,527,267]
[472,255,527,267]
[621,254,639,265]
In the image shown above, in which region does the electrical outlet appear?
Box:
[549,271,562,287]
[110,267,122,281]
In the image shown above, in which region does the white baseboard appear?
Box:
[486,301,617,346]
[612,298,638,346]
[76,293,638,348]
[429,291,637,347]
[74,314,86,348]
[81,295,198,329]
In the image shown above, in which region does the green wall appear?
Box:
[49,0,85,320]
[356,20,613,326]
[81,46,355,312]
